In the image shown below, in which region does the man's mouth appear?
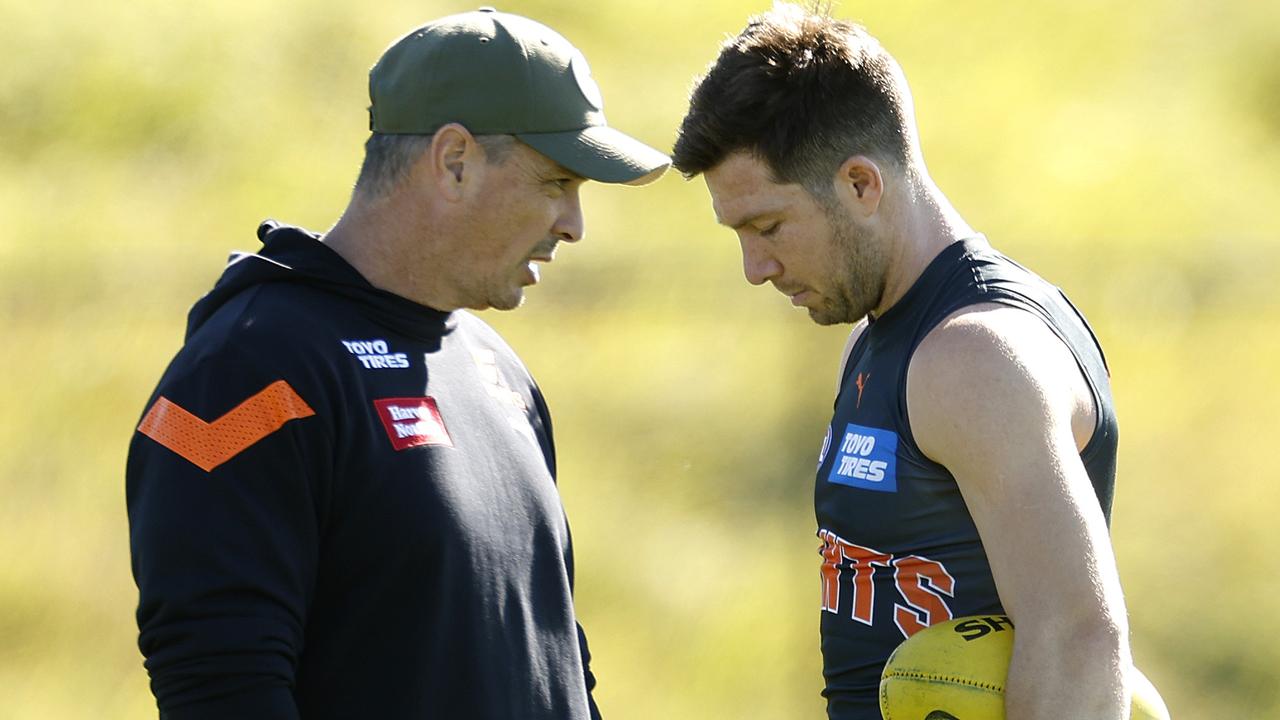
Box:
[528,239,560,264]
[775,283,809,305]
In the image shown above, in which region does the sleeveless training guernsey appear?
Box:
[813,236,1118,718]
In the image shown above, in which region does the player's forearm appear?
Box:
[1004,616,1131,720]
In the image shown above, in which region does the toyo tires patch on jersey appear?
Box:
[826,423,898,492]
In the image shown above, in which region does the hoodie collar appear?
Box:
[187,220,457,341]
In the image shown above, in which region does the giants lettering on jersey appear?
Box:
[827,423,898,492]
[818,528,955,639]
[373,397,453,450]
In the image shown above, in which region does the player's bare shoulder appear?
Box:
[906,303,1095,463]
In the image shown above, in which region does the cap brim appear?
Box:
[517,125,671,186]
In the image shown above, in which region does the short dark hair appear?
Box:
[672,4,917,196]
[353,132,516,202]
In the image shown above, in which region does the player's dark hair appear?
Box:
[672,4,917,198]
[354,132,515,202]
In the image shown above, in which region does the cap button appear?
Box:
[478,6,496,11]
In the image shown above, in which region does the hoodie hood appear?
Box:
[187,220,455,341]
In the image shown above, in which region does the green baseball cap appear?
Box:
[369,7,670,186]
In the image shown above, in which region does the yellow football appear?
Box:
[879,615,1170,719]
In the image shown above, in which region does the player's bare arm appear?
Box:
[907,303,1131,719]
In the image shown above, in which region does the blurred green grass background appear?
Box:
[3,0,1278,717]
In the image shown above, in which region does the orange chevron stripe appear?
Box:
[137,380,315,472]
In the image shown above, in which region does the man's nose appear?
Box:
[741,236,782,285]
[554,189,585,243]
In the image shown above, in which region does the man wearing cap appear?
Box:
[126,8,667,719]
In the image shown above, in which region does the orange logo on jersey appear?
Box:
[855,372,871,408]
[137,380,315,472]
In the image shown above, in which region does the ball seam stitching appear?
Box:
[885,669,1004,692]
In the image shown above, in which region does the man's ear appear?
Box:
[834,155,884,218]
[426,123,481,202]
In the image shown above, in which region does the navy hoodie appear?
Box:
[127,221,600,719]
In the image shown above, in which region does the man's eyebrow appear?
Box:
[721,211,776,231]
[548,162,586,181]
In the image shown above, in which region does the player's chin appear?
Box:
[808,293,866,326]
[489,286,526,312]
[806,302,847,326]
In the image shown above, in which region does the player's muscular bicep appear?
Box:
[907,307,1072,471]
[905,307,1121,626]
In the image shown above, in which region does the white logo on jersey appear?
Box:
[470,349,528,411]
[818,426,832,468]
[835,432,888,482]
[471,349,538,448]
[342,339,409,369]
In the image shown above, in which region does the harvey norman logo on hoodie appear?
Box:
[373,397,453,450]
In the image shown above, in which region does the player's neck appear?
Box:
[875,182,974,318]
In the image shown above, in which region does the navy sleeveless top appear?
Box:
[814,237,1118,718]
